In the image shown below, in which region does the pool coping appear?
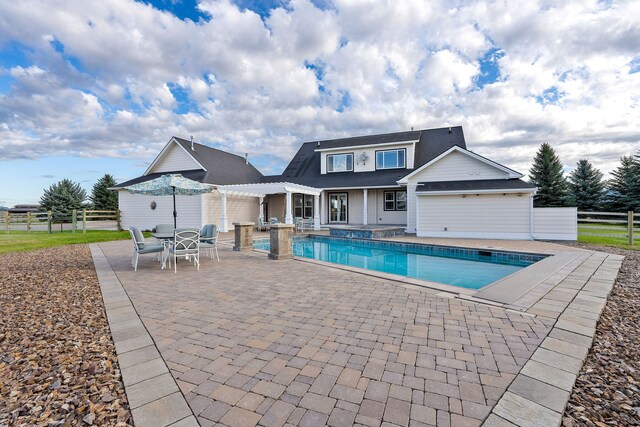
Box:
[249,237,589,312]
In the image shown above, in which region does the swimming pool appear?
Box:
[253,235,545,289]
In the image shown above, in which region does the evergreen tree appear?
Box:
[90,174,118,210]
[39,179,87,219]
[567,159,605,211]
[528,143,569,207]
[607,155,638,212]
[630,151,640,211]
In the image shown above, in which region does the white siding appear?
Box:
[118,190,202,230]
[409,151,509,183]
[202,191,260,225]
[320,143,415,174]
[151,143,202,173]
[533,208,577,240]
[416,193,533,239]
[366,189,407,225]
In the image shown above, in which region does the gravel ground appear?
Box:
[0,245,132,426]
[563,244,640,427]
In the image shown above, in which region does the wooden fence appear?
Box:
[2,209,121,233]
[578,211,639,245]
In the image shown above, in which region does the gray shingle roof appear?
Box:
[173,137,264,185]
[114,137,264,188]
[265,126,467,188]
[415,179,536,193]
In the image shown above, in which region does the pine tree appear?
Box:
[39,179,88,219]
[529,143,569,207]
[567,159,605,211]
[607,155,638,212]
[90,174,118,211]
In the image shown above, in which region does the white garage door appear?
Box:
[416,193,532,239]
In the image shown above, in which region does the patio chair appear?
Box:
[200,224,219,261]
[255,217,269,232]
[129,227,164,271]
[164,229,200,273]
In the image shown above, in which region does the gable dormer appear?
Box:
[316,140,417,174]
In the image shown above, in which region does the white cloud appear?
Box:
[0,0,638,179]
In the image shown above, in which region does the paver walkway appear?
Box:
[96,240,562,427]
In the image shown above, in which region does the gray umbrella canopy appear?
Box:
[125,174,215,227]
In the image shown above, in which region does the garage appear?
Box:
[415,183,537,239]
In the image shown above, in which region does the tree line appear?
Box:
[529,143,640,212]
[39,174,118,219]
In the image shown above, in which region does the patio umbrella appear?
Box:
[125,174,215,228]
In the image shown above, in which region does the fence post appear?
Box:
[47,211,52,233]
[4,211,8,233]
[629,211,634,246]
[116,210,122,231]
[72,209,77,233]
[83,209,87,233]
[27,212,31,232]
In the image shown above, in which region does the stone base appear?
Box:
[233,222,254,251]
[268,253,293,260]
[269,223,295,260]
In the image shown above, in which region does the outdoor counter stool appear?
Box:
[129,227,164,271]
[162,229,200,273]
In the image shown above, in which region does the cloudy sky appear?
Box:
[0,0,639,206]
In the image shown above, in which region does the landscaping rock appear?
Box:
[562,244,640,426]
[0,245,132,426]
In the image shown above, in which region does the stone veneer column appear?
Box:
[233,222,254,251]
[268,223,295,260]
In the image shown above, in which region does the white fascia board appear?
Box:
[320,184,405,191]
[314,140,418,153]
[416,188,536,196]
[397,146,523,184]
[144,137,207,175]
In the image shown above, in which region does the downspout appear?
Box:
[529,192,535,240]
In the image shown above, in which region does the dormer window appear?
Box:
[376,149,406,170]
[327,153,353,173]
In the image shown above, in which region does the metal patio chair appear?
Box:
[129,227,164,271]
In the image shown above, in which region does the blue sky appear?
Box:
[0,0,639,206]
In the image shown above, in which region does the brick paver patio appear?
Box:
[97,239,561,427]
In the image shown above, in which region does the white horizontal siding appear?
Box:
[151,143,201,173]
[367,189,407,225]
[417,194,532,239]
[320,142,415,174]
[203,191,260,225]
[409,150,509,182]
[118,191,202,230]
[533,207,577,240]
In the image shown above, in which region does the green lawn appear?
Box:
[578,233,640,250]
[0,230,134,254]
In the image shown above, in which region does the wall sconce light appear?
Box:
[150,201,157,210]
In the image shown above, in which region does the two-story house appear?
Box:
[115,126,545,239]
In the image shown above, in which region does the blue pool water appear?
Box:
[254,236,544,289]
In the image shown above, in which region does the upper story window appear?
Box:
[376,149,406,170]
[327,153,353,173]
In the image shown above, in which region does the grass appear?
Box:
[578,233,640,250]
[0,230,134,254]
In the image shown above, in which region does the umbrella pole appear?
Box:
[172,186,177,228]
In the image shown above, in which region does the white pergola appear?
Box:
[216,182,322,232]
